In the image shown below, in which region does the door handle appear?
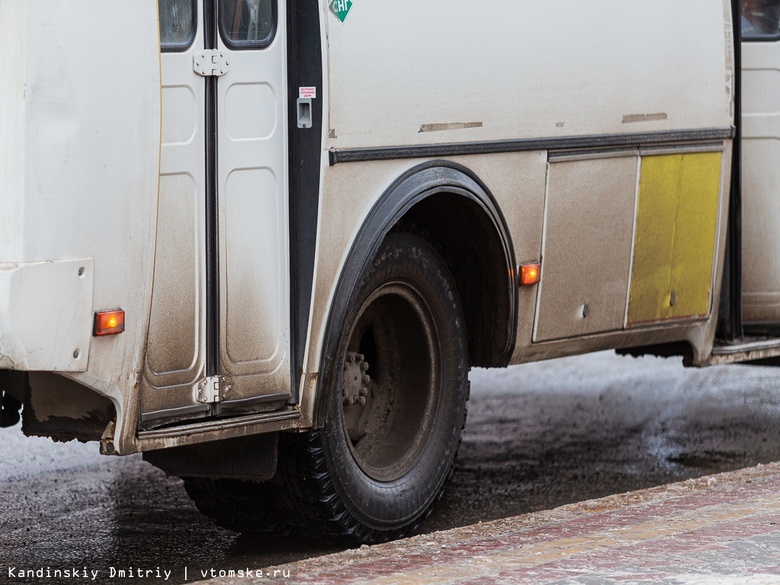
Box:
[297,98,313,129]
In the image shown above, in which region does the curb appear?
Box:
[200,462,780,584]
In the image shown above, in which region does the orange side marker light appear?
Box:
[94,310,125,336]
[519,263,541,286]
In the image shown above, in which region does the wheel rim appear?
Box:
[339,280,440,483]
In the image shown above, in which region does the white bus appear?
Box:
[1,0,779,542]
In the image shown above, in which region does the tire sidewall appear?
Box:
[321,233,468,535]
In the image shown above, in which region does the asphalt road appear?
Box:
[3,352,780,583]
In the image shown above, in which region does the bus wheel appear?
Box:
[277,233,469,543]
[181,477,282,533]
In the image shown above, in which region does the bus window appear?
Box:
[220,0,276,48]
[159,0,196,51]
[742,0,780,39]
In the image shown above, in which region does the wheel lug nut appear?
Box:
[357,396,366,406]
[360,362,369,371]
[359,386,368,396]
[363,374,371,384]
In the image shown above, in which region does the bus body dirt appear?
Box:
[1,0,779,542]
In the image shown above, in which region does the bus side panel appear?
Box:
[300,0,733,411]
[0,0,26,260]
[324,0,731,151]
[628,152,722,325]
[742,42,780,327]
[0,0,162,448]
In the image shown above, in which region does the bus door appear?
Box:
[141,0,290,426]
[215,0,291,416]
[741,0,780,332]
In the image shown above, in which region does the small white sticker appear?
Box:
[299,87,317,99]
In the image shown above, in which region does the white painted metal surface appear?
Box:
[742,39,780,325]
[142,3,208,419]
[324,0,731,151]
[0,260,93,371]
[217,5,291,405]
[0,1,25,261]
[0,0,161,446]
[141,0,291,425]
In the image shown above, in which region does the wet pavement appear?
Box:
[3,352,780,583]
[207,463,780,584]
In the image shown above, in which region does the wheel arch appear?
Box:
[314,160,517,427]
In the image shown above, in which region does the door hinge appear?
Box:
[193,50,230,77]
[194,375,233,404]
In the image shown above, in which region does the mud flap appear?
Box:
[143,434,278,481]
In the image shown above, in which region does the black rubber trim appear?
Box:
[314,161,517,427]
[722,0,743,340]
[287,0,323,404]
[204,0,220,377]
[329,127,736,165]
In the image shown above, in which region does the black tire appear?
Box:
[182,477,281,533]
[274,233,470,543]
[0,373,24,428]
[0,390,22,428]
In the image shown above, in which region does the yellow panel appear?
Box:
[628,155,682,324]
[669,152,721,318]
[628,152,721,325]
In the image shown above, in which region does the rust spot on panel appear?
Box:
[418,122,483,133]
[622,113,668,124]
